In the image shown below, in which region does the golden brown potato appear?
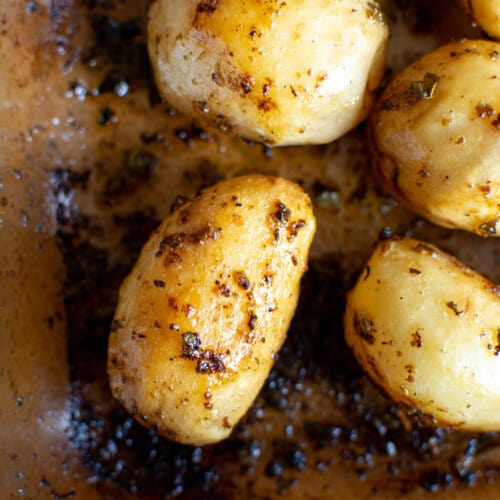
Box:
[369,39,500,236]
[108,175,316,445]
[148,0,388,146]
[461,0,500,39]
[344,237,500,431]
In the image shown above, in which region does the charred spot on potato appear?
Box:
[405,364,415,383]
[196,0,219,16]
[271,201,291,224]
[365,1,386,24]
[478,218,498,236]
[476,102,495,118]
[353,312,376,344]
[380,73,440,112]
[494,329,500,356]
[446,301,464,316]
[233,270,251,290]
[157,224,222,256]
[287,220,306,240]
[215,281,231,297]
[410,331,423,348]
[181,332,202,359]
[111,319,124,333]
[248,311,258,331]
[196,352,226,374]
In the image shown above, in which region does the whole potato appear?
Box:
[461,0,500,39]
[107,175,316,445]
[369,39,500,236]
[344,237,500,431]
[148,0,388,146]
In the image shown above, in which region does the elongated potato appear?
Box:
[369,39,500,236]
[148,0,388,146]
[107,175,316,445]
[344,237,500,431]
[461,0,500,39]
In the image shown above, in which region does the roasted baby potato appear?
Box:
[108,175,316,445]
[344,237,500,431]
[370,39,500,236]
[461,0,500,39]
[148,0,388,146]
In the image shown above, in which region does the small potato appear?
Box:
[108,175,316,445]
[148,0,388,146]
[369,39,500,236]
[461,0,500,39]
[344,237,500,431]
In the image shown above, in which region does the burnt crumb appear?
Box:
[379,226,393,240]
[312,180,340,209]
[211,113,233,134]
[353,312,376,344]
[267,440,308,476]
[126,149,158,179]
[111,211,160,257]
[98,106,116,125]
[446,301,464,316]
[153,279,165,289]
[181,332,202,359]
[184,159,225,190]
[409,267,422,275]
[174,125,211,146]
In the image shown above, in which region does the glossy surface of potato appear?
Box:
[148,0,388,146]
[461,0,500,38]
[108,175,316,445]
[370,39,500,236]
[345,237,500,431]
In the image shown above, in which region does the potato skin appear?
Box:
[369,39,500,236]
[344,237,500,431]
[148,0,388,146]
[107,175,316,445]
[461,0,500,39]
